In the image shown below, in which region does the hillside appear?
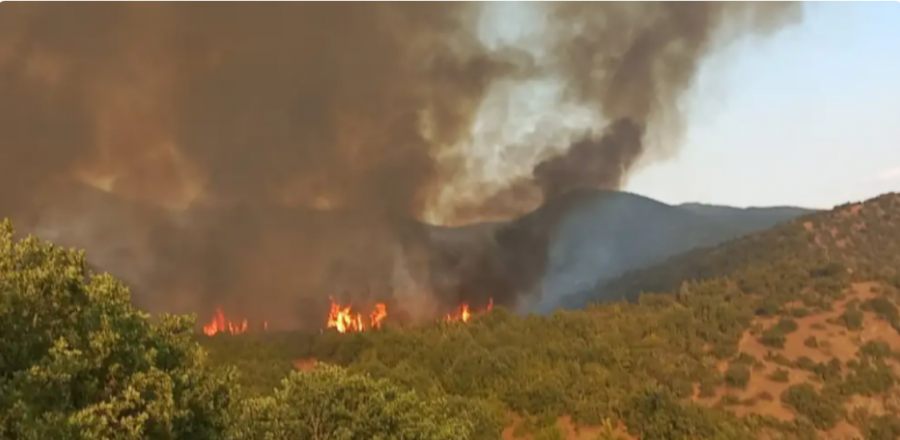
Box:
[679,203,818,236]
[569,193,898,308]
[201,192,900,440]
[517,190,812,312]
[5,192,900,439]
[428,189,814,313]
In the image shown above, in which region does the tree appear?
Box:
[233,363,474,440]
[780,383,841,430]
[724,363,751,389]
[0,220,236,440]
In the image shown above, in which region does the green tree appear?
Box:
[0,220,237,440]
[724,363,751,389]
[233,364,474,440]
[780,383,841,430]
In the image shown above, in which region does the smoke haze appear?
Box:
[0,2,801,328]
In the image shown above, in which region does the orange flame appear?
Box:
[445,298,492,323]
[370,303,387,329]
[202,307,265,336]
[326,298,388,333]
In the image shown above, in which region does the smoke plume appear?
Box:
[0,2,800,328]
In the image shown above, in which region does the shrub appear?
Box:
[859,340,892,359]
[768,368,790,383]
[760,329,786,349]
[840,306,864,330]
[781,383,842,430]
[0,220,237,440]
[790,308,811,318]
[863,297,900,322]
[794,356,816,371]
[725,363,751,389]
[233,364,474,440]
[775,318,799,333]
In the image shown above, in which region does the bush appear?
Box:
[840,306,864,330]
[759,329,786,349]
[781,383,842,430]
[725,363,751,389]
[775,318,799,334]
[864,414,900,440]
[843,361,896,395]
[793,356,816,371]
[623,387,753,440]
[859,340,892,359]
[0,220,237,440]
[698,381,717,398]
[790,308,811,318]
[232,364,474,440]
[863,297,900,322]
[732,352,757,365]
[765,351,792,367]
[803,336,818,348]
[768,368,790,383]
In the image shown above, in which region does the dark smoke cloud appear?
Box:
[447,2,801,222]
[0,2,801,328]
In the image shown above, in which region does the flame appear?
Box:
[370,303,387,329]
[201,297,495,336]
[326,298,388,333]
[445,298,492,323]
[202,306,264,336]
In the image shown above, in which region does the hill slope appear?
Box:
[526,190,753,312]
[572,193,899,308]
[431,189,815,313]
[204,192,900,440]
[679,203,818,235]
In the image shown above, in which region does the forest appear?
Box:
[2,192,900,440]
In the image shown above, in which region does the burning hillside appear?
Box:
[202,307,267,336]
[0,3,802,327]
[326,300,387,334]
[201,297,494,336]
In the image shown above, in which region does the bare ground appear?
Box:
[693,282,900,439]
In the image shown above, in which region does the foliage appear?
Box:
[767,368,790,383]
[840,304,864,330]
[0,220,236,440]
[861,414,900,440]
[780,384,842,430]
[230,364,473,440]
[724,363,750,389]
[622,387,754,440]
[862,297,900,324]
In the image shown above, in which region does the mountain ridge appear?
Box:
[564,192,899,309]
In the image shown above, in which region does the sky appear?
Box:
[474,2,900,211]
[626,2,900,209]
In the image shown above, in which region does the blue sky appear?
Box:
[627,2,900,209]
[473,2,900,211]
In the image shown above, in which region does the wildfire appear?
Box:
[202,307,266,336]
[201,297,495,336]
[326,299,388,334]
[445,298,491,323]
